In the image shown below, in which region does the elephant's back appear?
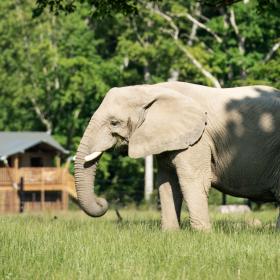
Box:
[221,85,280,100]
[157,81,280,107]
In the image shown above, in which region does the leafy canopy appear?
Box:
[33,0,280,17]
[1,0,279,204]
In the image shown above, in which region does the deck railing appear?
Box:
[0,168,16,186]
[0,167,66,186]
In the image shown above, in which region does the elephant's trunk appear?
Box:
[74,122,108,217]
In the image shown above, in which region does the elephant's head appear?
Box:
[74,84,207,217]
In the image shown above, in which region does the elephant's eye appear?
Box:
[110,120,120,127]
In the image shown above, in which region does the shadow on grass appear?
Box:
[212,219,276,234]
[113,219,161,230]
[110,217,276,234]
[112,218,196,231]
[180,219,276,233]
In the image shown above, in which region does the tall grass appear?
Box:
[0,209,279,280]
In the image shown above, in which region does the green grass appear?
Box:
[0,209,279,280]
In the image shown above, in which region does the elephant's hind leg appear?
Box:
[157,158,183,231]
[276,207,280,230]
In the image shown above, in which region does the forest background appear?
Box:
[0,0,279,205]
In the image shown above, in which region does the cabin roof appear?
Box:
[0,132,68,159]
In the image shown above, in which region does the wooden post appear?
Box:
[55,155,61,168]
[14,155,19,183]
[41,169,45,211]
[41,190,45,211]
[62,190,68,210]
[144,155,154,201]
[18,177,24,213]
[143,64,154,202]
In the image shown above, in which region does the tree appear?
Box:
[0,0,146,204]
[201,0,280,15]
[33,0,280,17]
[1,0,279,205]
[33,0,139,17]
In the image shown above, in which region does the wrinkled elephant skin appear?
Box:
[75,82,280,231]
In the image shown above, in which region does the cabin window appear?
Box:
[24,191,41,202]
[45,191,61,202]
[30,157,43,167]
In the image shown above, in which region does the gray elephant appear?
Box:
[74,82,280,231]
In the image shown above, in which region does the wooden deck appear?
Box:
[0,167,75,192]
[0,167,77,212]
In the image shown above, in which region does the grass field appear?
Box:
[0,209,279,280]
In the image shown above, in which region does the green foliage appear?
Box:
[95,151,145,204]
[200,0,280,16]
[1,0,280,205]
[208,188,223,205]
[33,0,280,17]
[33,0,142,17]
[256,0,280,16]
[33,0,76,17]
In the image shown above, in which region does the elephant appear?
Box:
[74,81,280,231]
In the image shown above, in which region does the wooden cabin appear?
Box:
[0,132,77,213]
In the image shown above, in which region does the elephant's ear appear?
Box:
[128,87,207,158]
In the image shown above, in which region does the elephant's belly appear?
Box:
[211,161,277,202]
[211,135,280,202]
[212,181,276,202]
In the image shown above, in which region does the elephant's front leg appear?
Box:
[173,144,211,231]
[180,176,211,231]
[157,158,183,230]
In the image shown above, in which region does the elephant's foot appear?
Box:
[190,218,211,232]
[161,219,180,231]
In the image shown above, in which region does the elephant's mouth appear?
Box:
[114,134,129,147]
[84,134,128,164]
[113,134,129,155]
